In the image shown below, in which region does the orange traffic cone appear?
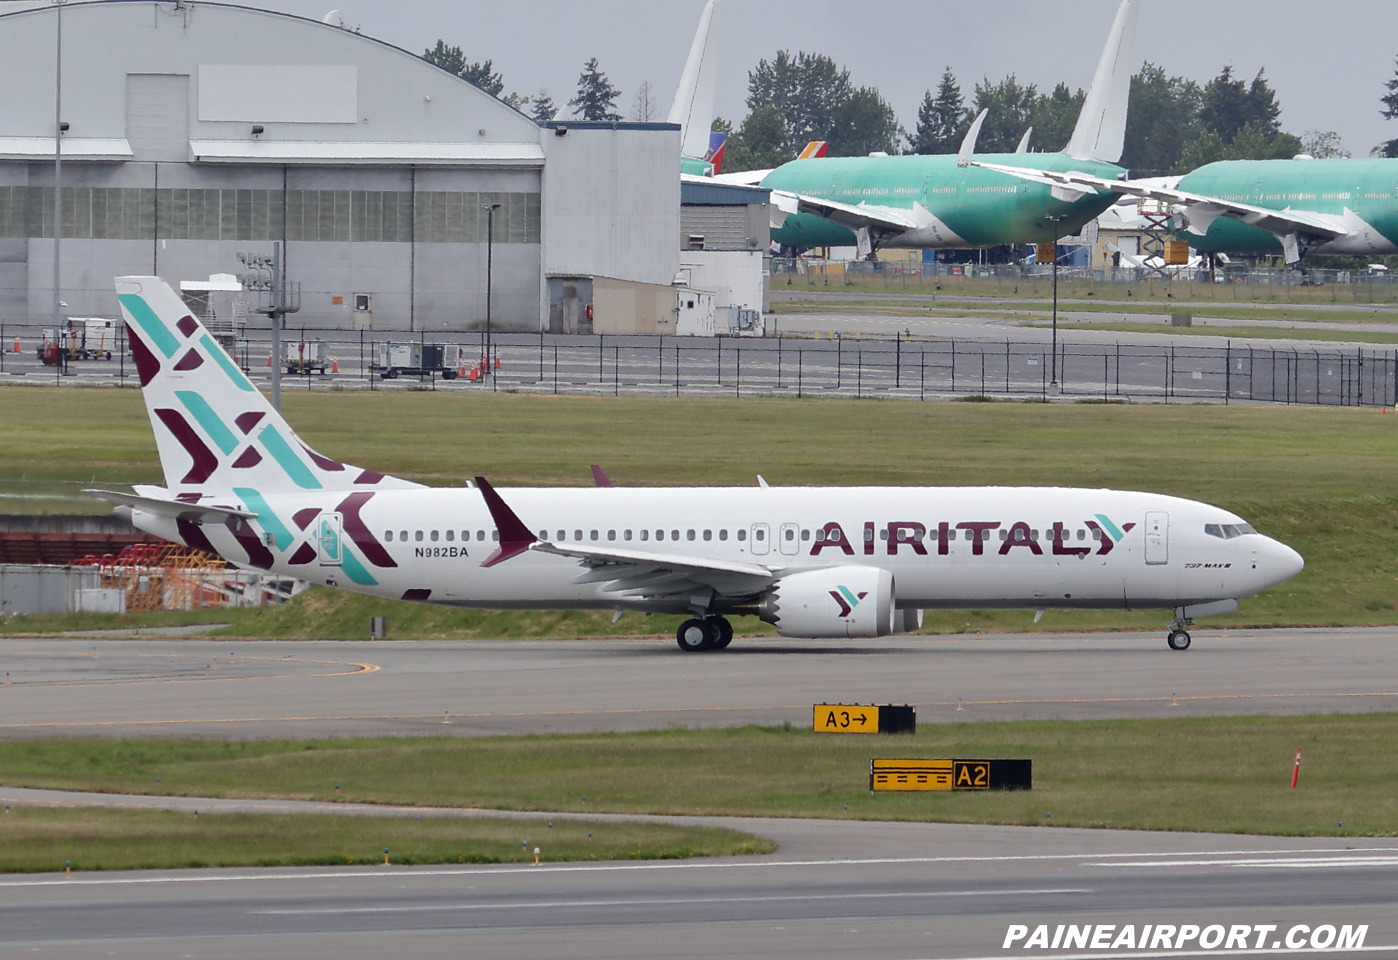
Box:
[267,352,272,367]
[331,358,338,373]
[11,338,18,353]
[494,354,501,370]
[469,366,479,381]
[458,366,466,378]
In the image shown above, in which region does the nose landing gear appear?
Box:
[676,617,733,652]
[1167,629,1191,651]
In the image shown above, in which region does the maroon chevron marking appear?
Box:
[1122,523,1137,533]
[127,324,161,386]
[154,408,219,484]
[234,412,265,434]
[401,589,431,601]
[354,470,385,485]
[829,590,852,617]
[288,542,317,565]
[231,447,262,468]
[299,442,345,472]
[176,519,221,558]
[228,519,274,570]
[292,507,319,530]
[334,492,396,568]
[176,315,199,337]
[173,349,204,371]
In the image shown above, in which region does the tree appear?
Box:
[1028,82,1086,153]
[968,75,1037,153]
[911,68,968,155]
[1197,66,1281,145]
[1300,130,1350,159]
[1378,58,1398,157]
[713,108,790,173]
[421,39,503,96]
[632,81,657,122]
[1120,63,1204,176]
[530,90,558,123]
[745,50,898,156]
[831,86,903,156]
[569,58,621,121]
[1173,123,1302,174]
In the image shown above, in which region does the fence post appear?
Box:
[540,329,544,382]
[717,337,722,386]
[553,345,558,395]
[675,344,680,397]
[599,333,604,384]
[735,342,741,398]
[856,346,862,398]
[797,346,803,398]
[895,334,901,388]
[614,345,619,396]
[920,349,925,401]
[1005,339,1011,393]
[1225,340,1231,404]
[1103,354,1108,401]
[777,335,783,389]
[981,352,985,396]
[950,340,956,393]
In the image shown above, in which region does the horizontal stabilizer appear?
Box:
[85,489,256,524]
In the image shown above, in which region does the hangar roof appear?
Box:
[680,180,771,206]
[0,1,543,165]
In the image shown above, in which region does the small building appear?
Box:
[674,180,769,336]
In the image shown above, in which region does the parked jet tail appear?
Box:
[112,276,422,501]
[1064,0,1139,164]
[704,131,728,174]
[797,140,829,160]
[668,0,723,163]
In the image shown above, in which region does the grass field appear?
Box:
[1,716,1393,836]
[0,807,771,873]
[4,386,1398,636]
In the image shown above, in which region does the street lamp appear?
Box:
[481,201,501,391]
[1045,215,1068,388]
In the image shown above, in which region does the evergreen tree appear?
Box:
[1197,66,1281,145]
[1378,57,1398,157]
[911,68,967,155]
[745,50,897,156]
[969,75,1037,153]
[1120,63,1204,176]
[715,107,791,173]
[421,40,503,96]
[569,57,621,121]
[1028,82,1085,153]
[530,90,558,123]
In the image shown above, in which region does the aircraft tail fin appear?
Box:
[667,0,723,162]
[114,276,421,499]
[797,140,829,160]
[704,131,728,174]
[1064,0,1139,163]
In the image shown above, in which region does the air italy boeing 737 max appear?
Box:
[711,0,1140,256]
[90,276,1303,652]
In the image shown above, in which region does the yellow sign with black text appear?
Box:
[814,704,879,734]
[870,758,1032,792]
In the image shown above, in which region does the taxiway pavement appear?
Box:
[0,626,1395,739]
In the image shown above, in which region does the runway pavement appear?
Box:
[0,806,1391,959]
[0,626,1395,740]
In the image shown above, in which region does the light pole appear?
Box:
[481,201,500,391]
[1045,216,1067,388]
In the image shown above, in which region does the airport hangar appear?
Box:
[0,1,764,335]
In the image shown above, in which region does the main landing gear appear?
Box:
[1167,629,1191,651]
[676,617,733,652]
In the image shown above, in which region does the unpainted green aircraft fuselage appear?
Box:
[1175,158,1398,258]
[760,153,1127,250]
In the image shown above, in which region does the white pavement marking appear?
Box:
[1098,855,1398,869]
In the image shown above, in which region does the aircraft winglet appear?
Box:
[474,476,538,568]
[590,465,614,488]
[957,109,989,167]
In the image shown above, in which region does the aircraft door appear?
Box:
[750,523,771,556]
[1144,511,1168,565]
[778,522,800,556]
[317,512,343,566]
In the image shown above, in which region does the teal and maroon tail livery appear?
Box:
[103,276,420,576]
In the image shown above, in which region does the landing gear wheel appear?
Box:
[711,617,733,650]
[1167,630,1191,651]
[676,618,712,652]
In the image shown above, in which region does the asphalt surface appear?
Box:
[0,812,1391,959]
[1,626,1396,740]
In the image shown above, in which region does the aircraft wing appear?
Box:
[777,191,920,234]
[970,160,1349,243]
[531,541,778,601]
[706,169,772,186]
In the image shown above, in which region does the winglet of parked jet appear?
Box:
[475,476,538,567]
[590,465,614,488]
[668,0,723,164]
[1015,127,1033,154]
[956,109,989,167]
[1064,0,1139,164]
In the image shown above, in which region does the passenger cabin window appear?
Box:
[590,530,598,541]
[556,530,565,541]
[446,530,454,542]
[477,530,486,541]
[801,529,810,540]
[655,529,664,540]
[737,529,746,541]
[719,529,728,541]
[671,530,679,541]
[703,530,712,541]
[624,530,632,541]
[399,530,408,541]
[687,530,696,541]
[754,528,764,541]
[384,530,392,541]
[640,530,649,541]
[539,530,548,540]
[415,530,423,542]
[492,531,499,541]
[608,530,616,541]
[430,530,439,542]
[785,528,795,541]
[574,530,583,541]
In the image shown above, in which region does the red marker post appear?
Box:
[1290,748,1302,789]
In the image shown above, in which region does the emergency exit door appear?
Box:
[1144,511,1168,565]
[317,512,342,566]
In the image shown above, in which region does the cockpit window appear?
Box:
[1205,523,1257,540]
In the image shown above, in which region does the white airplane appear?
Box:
[671,0,727,177]
[91,277,1304,652]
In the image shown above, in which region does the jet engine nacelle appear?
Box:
[758,566,894,638]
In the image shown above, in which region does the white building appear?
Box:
[0,1,680,331]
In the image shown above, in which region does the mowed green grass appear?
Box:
[1,717,1393,836]
[0,807,771,873]
[4,385,1398,635]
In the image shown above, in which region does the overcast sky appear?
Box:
[271,0,1398,155]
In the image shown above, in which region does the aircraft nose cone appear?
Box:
[1265,539,1304,586]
